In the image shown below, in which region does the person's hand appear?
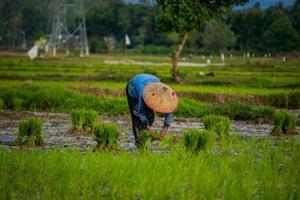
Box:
[159,127,168,140]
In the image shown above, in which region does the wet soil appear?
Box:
[0,110,299,151]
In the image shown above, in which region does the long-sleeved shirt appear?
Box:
[127,74,173,127]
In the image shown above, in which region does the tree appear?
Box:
[229,4,269,51]
[155,0,248,82]
[289,0,300,35]
[262,12,300,53]
[202,19,236,53]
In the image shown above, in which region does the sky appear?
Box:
[124,0,296,10]
[235,0,295,9]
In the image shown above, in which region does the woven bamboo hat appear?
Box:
[143,82,178,113]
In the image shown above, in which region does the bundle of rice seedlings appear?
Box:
[137,130,152,149]
[12,98,23,112]
[93,123,119,150]
[183,129,214,153]
[70,109,98,133]
[270,110,298,136]
[284,113,297,135]
[16,117,44,147]
[159,133,181,150]
[83,110,98,130]
[136,130,162,149]
[203,114,230,138]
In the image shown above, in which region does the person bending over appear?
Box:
[126,74,178,147]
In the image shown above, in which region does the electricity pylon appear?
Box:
[48,0,89,56]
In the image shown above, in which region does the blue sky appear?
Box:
[235,0,295,9]
[124,0,296,9]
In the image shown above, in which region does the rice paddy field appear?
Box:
[0,52,300,199]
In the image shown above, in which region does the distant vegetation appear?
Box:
[0,0,299,54]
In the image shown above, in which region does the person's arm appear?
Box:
[160,113,173,140]
[137,95,149,127]
[164,113,173,127]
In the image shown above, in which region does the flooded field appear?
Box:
[1,110,299,150]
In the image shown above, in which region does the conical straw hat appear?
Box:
[143,83,178,113]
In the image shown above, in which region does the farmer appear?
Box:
[126,74,178,147]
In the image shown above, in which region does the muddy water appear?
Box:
[0,111,299,150]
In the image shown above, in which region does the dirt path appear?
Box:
[0,111,299,150]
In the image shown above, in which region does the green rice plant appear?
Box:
[71,109,85,131]
[93,123,119,150]
[137,130,153,149]
[70,109,98,133]
[12,98,23,111]
[284,112,297,135]
[270,110,285,136]
[270,110,298,135]
[159,133,181,150]
[203,114,231,138]
[183,129,214,153]
[83,110,98,130]
[16,117,44,147]
[0,98,3,110]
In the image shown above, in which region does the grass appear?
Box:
[0,137,299,199]
[16,117,44,147]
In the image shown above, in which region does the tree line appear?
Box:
[0,0,299,54]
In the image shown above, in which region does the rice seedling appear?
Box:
[270,110,298,135]
[159,133,181,150]
[270,111,285,136]
[12,98,23,111]
[203,114,231,138]
[0,98,3,110]
[137,130,153,149]
[183,129,214,153]
[0,137,299,199]
[15,117,44,147]
[284,112,298,135]
[70,109,98,133]
[93,123,120,150]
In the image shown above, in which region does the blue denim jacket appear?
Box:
[127,74,173,127]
